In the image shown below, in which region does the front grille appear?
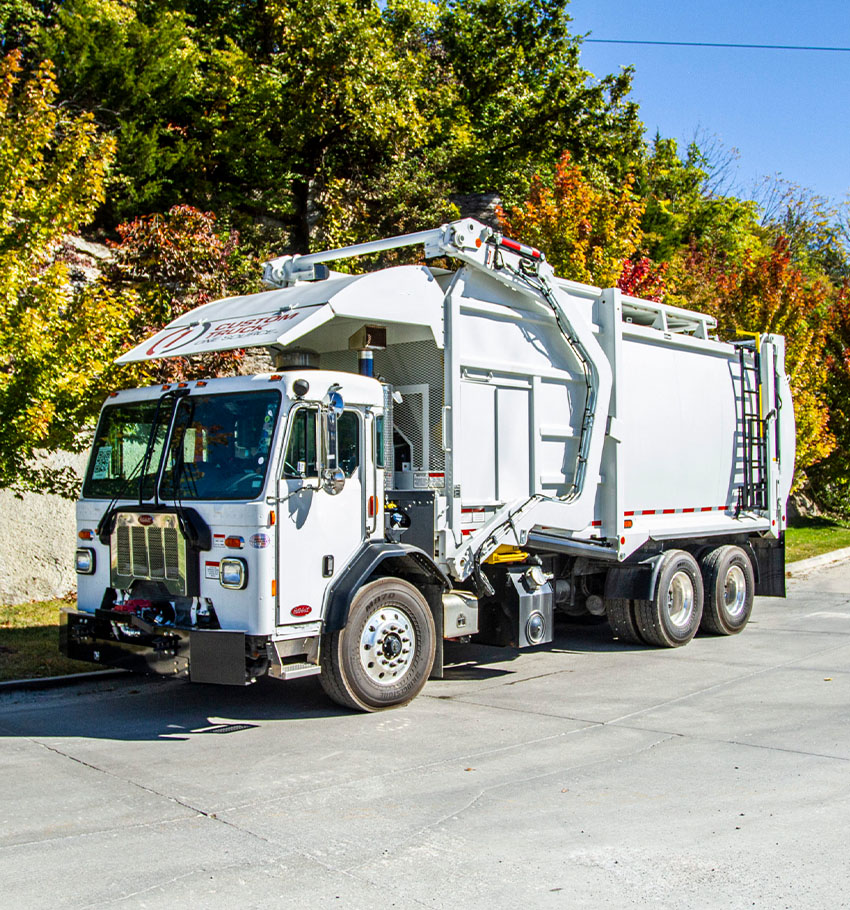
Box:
[111,512,188,595]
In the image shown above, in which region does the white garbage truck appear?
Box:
[62,218,795,710]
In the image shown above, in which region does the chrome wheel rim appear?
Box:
[359,606,415,685]
[666,571,695,629]
[723,565,747,619]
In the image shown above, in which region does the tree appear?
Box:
[0,50,119,494]
[434,0,643,202]
[496,151,646,287]
[105,204,259,383]
[671,238,836,478]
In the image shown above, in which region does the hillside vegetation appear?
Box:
[1,0,848,510]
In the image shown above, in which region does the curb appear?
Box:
[0,668,128,693]
[786,545,850,577]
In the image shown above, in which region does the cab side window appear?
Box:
[283,408,318,478]
[338,411,360,477]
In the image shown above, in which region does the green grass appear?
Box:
[1,519,848,682]
[785,516,850,563]
[0,596,104,682]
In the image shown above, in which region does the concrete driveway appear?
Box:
[1,563,848,909]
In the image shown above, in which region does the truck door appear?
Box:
[276,406,365,624]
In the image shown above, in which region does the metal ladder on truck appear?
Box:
[736,341,768,514]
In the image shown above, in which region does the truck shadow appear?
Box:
[0,618,641,742]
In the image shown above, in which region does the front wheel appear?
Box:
[320,578,436,712]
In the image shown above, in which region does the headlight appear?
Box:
[75,548,95,575]
[219,557,247,590]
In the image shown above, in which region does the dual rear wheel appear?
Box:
[606,545,755,648]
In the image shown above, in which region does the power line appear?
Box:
[584,38,850,53]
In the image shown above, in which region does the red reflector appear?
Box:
[662,509,675,514]
[624,510,635,517]
[78,529,93,540]
[291,604,312,617]
[701,507,712,512]
[591,520,601,527]
[224,536,244,549]
[367,495,376,518]
[642,509,655,515]
[683,507,695,513]
[620,536,626,545]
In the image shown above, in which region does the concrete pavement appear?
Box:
[1,564,848,909]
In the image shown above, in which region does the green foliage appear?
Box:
[638,137,763,264]
[434,0,642,202]
[0,50,119,494]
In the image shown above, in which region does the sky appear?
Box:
[567,0,850,208]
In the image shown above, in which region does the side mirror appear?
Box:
[319,386,345,495]
[322,466,346,495]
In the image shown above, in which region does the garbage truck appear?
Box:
[61,218,795,711]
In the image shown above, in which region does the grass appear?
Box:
[1,517,849,682]
[0,595,104,682]
[785,516,850,563]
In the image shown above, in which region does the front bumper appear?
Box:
[60,609,252,685]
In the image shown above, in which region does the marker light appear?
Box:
[219,557,248,590]
[75,548,95,574]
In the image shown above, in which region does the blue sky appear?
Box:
[568,0,850,207]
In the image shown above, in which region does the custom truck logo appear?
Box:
[145,311,302,357]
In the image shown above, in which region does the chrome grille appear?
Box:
[111,512,188,596]
[117,526,132,576]
[131,526,148,575]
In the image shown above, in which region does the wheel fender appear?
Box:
[323,542,450,634]
[604,554,665,602]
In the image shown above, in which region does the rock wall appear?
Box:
[0,453,85,605]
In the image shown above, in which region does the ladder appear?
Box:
[736,343,768,513]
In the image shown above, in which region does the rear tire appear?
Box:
[634,550,703,647]
[699,545,754,635]
[320,578,436,712]
[606,598,643,644]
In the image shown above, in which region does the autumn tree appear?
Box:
[496,152,648,288]
[0,50,119,494]
[672,239,836,477]
[106,204,259,383]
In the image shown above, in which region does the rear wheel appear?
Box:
[320,578,436,712]
[634,550,703,647]
[606,598,643,644]
[699,545,754,635]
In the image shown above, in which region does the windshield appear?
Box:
[159,390,282,501]
[83,399,171,500]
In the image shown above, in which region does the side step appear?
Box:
[277,662,321,680]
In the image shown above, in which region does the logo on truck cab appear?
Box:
[290,604,312,617]
[138,514,154,526]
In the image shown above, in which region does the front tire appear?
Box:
[320,578,436,712]
[699,545,754,635]
[634,550,704,647]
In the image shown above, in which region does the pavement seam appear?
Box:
[608,721,850,764]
